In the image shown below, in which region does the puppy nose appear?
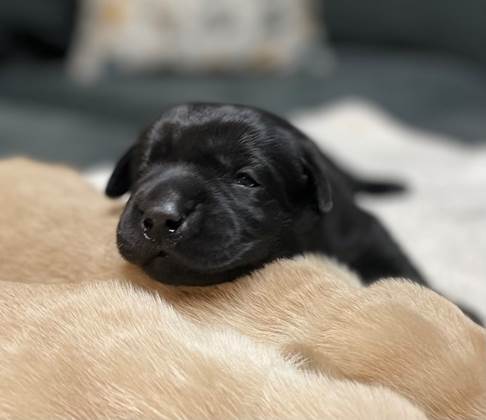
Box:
[141,200,196,239]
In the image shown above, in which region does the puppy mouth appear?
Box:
[140,248,169,266]
[141,251,257,286]
[142,238,266,276]
[117,222,247,274]
[156,250,168,258]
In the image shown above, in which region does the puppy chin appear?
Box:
[142,254,256,286]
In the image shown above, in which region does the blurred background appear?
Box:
[0,0,485,315]
[1,0,485,166]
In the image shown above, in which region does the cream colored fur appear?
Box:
[1,158,485,419]
[0,279,425,419]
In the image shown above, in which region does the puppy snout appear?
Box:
[140,198,197,240]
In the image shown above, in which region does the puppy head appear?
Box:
[106,103,333,286]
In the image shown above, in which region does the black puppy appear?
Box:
[106,103,425,287]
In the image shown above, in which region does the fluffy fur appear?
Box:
[1,158,485,419]
[0,280,425,419]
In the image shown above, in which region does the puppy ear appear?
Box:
[105,145,135,198]
[301,142,333,213]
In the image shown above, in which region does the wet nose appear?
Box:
[140,199,196,240]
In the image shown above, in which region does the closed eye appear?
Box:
[235,172,260,188]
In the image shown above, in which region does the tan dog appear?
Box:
[0,279,425,419]
[1,158,485,419]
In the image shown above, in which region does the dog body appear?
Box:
[1,158,485,419]
[0,279,427,419]
[107,103,424,286]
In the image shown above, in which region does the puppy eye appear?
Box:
[235,172,259,188]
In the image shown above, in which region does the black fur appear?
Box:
[107,103,425,286]
[107,103,483,324]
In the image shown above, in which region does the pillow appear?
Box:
[68,0,326,81]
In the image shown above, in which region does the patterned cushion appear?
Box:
[68,0,327,81]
